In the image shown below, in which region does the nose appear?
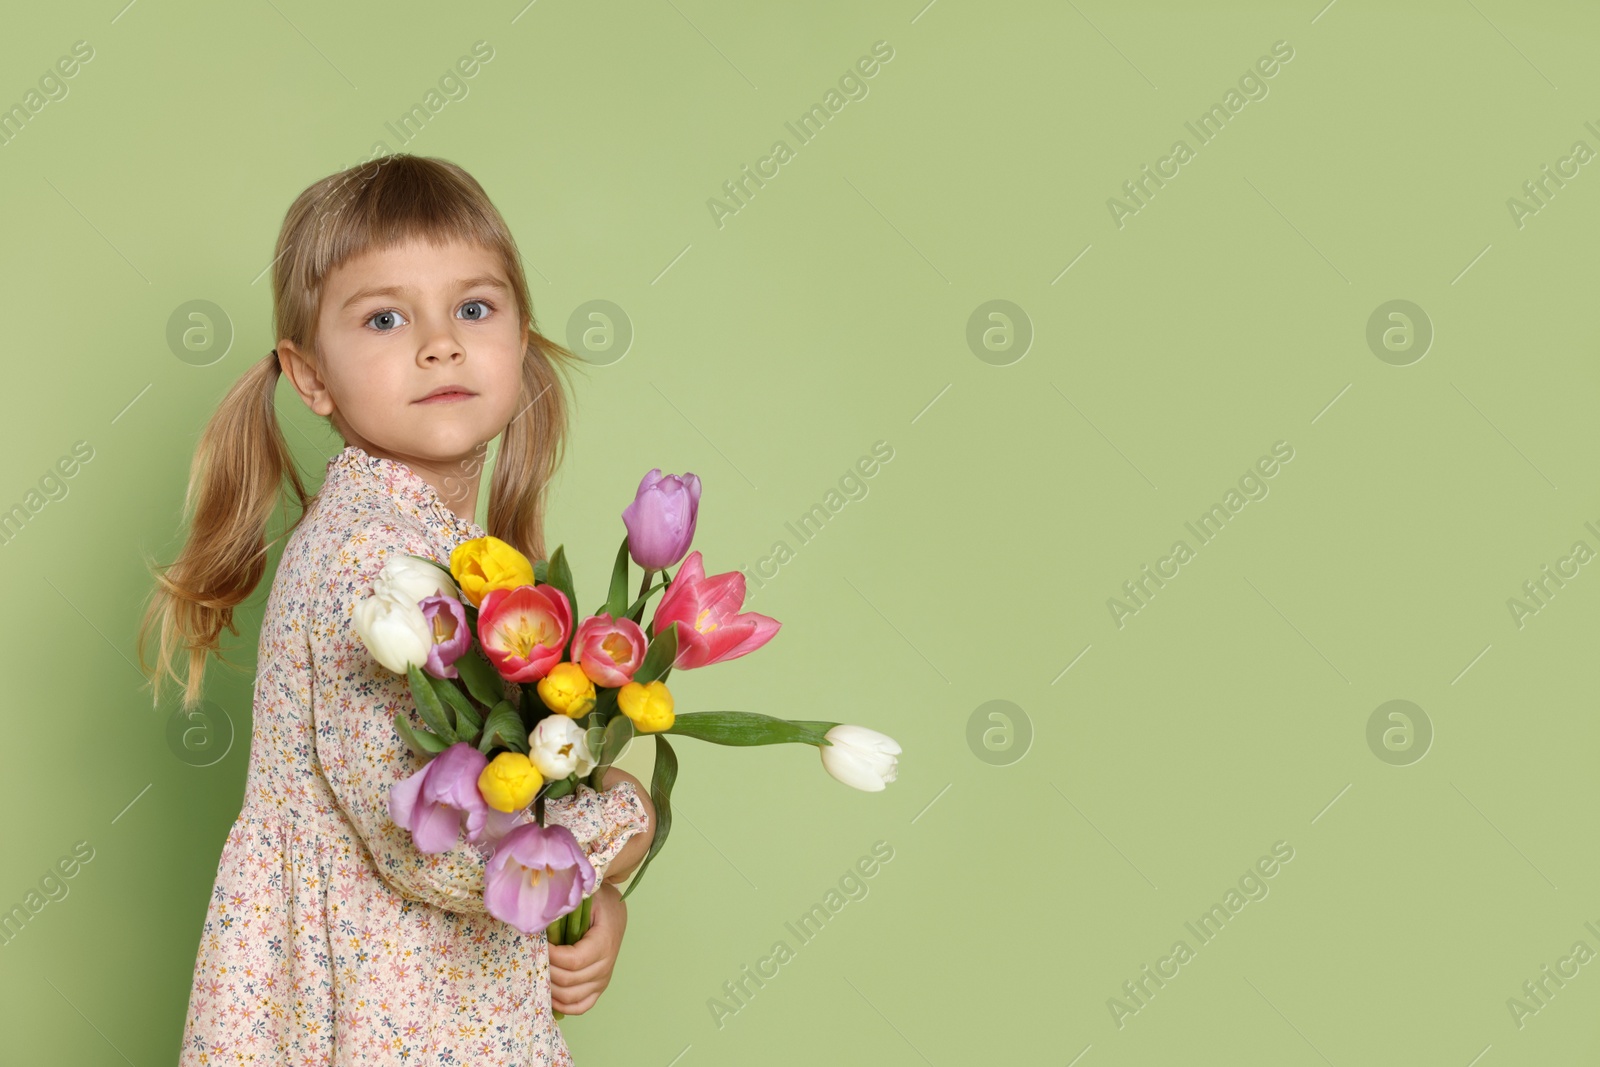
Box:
[417,314,466,365]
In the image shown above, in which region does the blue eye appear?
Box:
[364,299,495,332]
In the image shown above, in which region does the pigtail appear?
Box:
[137,351,308,711]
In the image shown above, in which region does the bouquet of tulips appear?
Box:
[353,469,903,955]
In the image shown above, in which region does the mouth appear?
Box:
[415,387,477,404]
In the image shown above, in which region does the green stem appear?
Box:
[564,896,584,942]
[630,567,657,625]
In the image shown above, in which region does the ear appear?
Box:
[277,340,336,417]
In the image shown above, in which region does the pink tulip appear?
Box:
[651,551,781,670]
[477,584,572,682]
[387,742,489,853]
[572,613,647,687]
[622,469,701,570]
[418,594,471,679]
[482,821,596,935]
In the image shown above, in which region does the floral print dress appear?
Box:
[178,443,650,1066]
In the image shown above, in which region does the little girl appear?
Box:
[139,154,655,1066]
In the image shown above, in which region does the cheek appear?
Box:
[486,328,526,396]
[329,350,391,398]
[324,346,410,420]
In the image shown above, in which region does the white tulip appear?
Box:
[529,713,598,780]
[352,590,434,674]
[820,724,901,792]
[373,554,459,608]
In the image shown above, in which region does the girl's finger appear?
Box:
[552,976,604,1000]
[551,980,604,1010]
[552,988,602,1016]
[549,955,610,986]
[548,939,606,971]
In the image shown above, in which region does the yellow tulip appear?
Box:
[537,662,597,718]
[450,536,536,609]
[478,751,543,813]
[617,679,674,733]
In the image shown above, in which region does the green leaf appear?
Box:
[430,674,482,741]
[407,664,456,744]
[603,535,631,619]
[624,580,667,624]
[533,558,548,584]
[454,648,507,709]
[665,711,835,747]
[477,700,528,754]
[633,623,678,686]
[545,545,577,654]
[620,735,676,902]
[542,775,577,801]
[595,714,634,773]
[394,710,449,756]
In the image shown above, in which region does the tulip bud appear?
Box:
[819,724,901,792]
[529,713,597,780]
[353,590,434,674]
[374,553,459,606]
[478,751,544,813]
[572,613,647,687]
[537,662,597,718]
[450,535,536,609]
[621,469,701,570]
[617,679,675,733]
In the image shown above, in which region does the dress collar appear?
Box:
[324,443,485,542]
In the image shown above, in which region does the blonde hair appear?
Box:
[138,153,583,711]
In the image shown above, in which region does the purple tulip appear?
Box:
[621,469,701,571]
[388,742,489,853]
[482,821,596,935]
[418,594,471,679]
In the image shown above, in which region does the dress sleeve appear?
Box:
[543,780,651,890]
[308,521,495,915]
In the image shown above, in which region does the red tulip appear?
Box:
[572,613,647,687]
[652,551,780,669]
[477,584,572,682]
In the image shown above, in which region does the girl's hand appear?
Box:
[549,881,627,1015]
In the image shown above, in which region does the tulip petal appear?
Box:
[483,855,541,931]
[822,749,888,792]
[410,799,466,852]
[388,764,428,826]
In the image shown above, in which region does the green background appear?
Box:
[1,0,1597,1063]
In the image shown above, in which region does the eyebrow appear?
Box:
[340,275,510,312]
